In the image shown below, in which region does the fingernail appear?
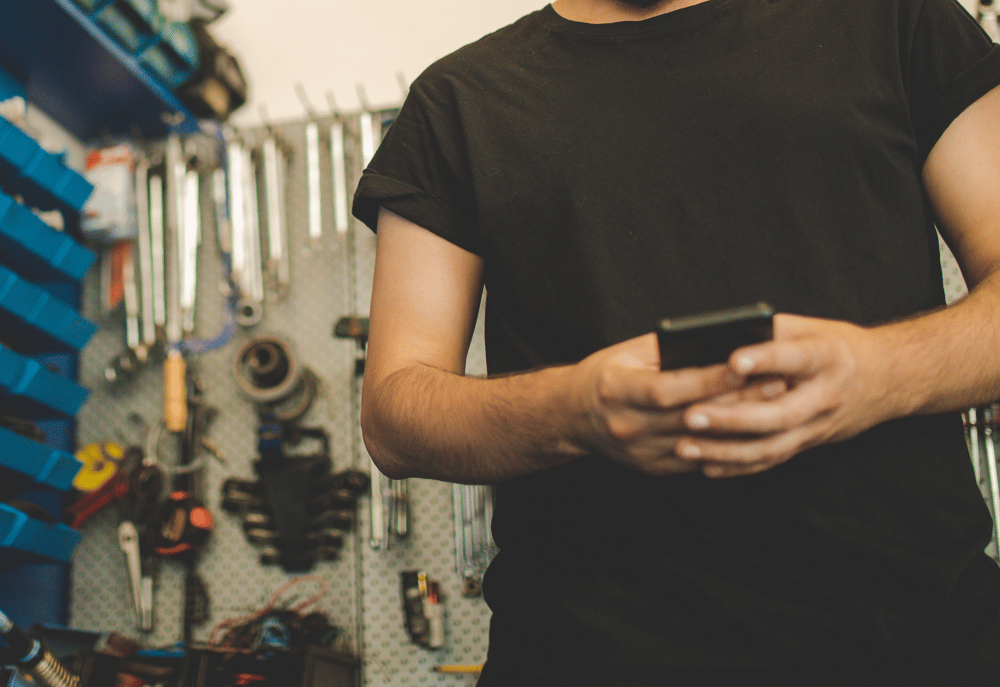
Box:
[688,413,710,430]
[762,380,784,397]
[680,444,701,458]
[735,356,754,375]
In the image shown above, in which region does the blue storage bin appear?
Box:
[0,344,90,418]
[69,0,114,13]
[0,264,96,351]
[0,426,82,491]
[140,20,199,89]
[0,191,96,282]
[161,20,199,71]
[94,0,159,55]
[10,149,94,214]
[0,503,80,564]
[52,167,94,213]
[0,118,40,177]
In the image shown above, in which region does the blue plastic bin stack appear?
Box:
[0,114,96,567]
[72,0,201,90]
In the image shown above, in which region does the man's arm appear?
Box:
[361,208,767,484]
[675,84,1000,478]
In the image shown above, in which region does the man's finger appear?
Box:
[683,380,832,435]
[612,364,740,410]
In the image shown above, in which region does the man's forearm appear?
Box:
[874,269,1000,419]
[361,362,585,484]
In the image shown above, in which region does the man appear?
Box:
[353,0,1000,683]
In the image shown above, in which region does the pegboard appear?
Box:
[69,113,492,686]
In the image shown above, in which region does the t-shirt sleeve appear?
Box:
[906,0,1000,160]
[351,75,481,255]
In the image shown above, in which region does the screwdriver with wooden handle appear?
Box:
[164,134,186,433]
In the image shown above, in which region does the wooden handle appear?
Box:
[164,351,187,433]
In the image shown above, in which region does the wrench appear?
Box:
[118,520,143,627]
[984,405,1000,556]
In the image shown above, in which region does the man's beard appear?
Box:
[615,0,667,8]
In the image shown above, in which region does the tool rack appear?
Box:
[70,112,494,686]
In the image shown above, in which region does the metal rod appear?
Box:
[484,484,496,550]
[453,483,465,575]
[984,405,1000,554]
[181,168,200,334]
[135,159,156,353]
[359,111,377,168]
[462,483,475,572]
[212,168,231,256]
[261,136,290,292]
[370,459,385,550]
[165,134,184,347]
[306,121,322,241]
[123,241,140,351]
[969,408,983,484]
[226,141,246,290]
[330,119,348,234]
[242,146,264,304]
[149,174,166,329]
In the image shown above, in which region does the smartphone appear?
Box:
[657,302,774,370]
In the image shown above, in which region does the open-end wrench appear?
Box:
[149,174,166,330]
[984,405,1000,554]
[261,135,290,294]
[180,166,201,335]
[306,121,322,241]
[968,408,983,484]
[118,520,143,627]
[370,462,386,550]
[135,159,156,355]
[330,118,348,234]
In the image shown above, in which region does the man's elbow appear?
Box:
[360,407,414,481]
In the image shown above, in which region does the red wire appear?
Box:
[207,575,329,647]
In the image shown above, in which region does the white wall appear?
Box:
[212,0,547,126]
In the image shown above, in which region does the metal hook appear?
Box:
[294,82,318,119]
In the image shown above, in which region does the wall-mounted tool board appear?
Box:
[69,113,491,686]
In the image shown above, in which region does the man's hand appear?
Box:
[566,331,787,476]
[671,314,890,478]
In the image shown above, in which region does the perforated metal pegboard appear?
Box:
[69,114,492,686]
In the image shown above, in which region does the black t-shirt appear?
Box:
[353,0,1000,680]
